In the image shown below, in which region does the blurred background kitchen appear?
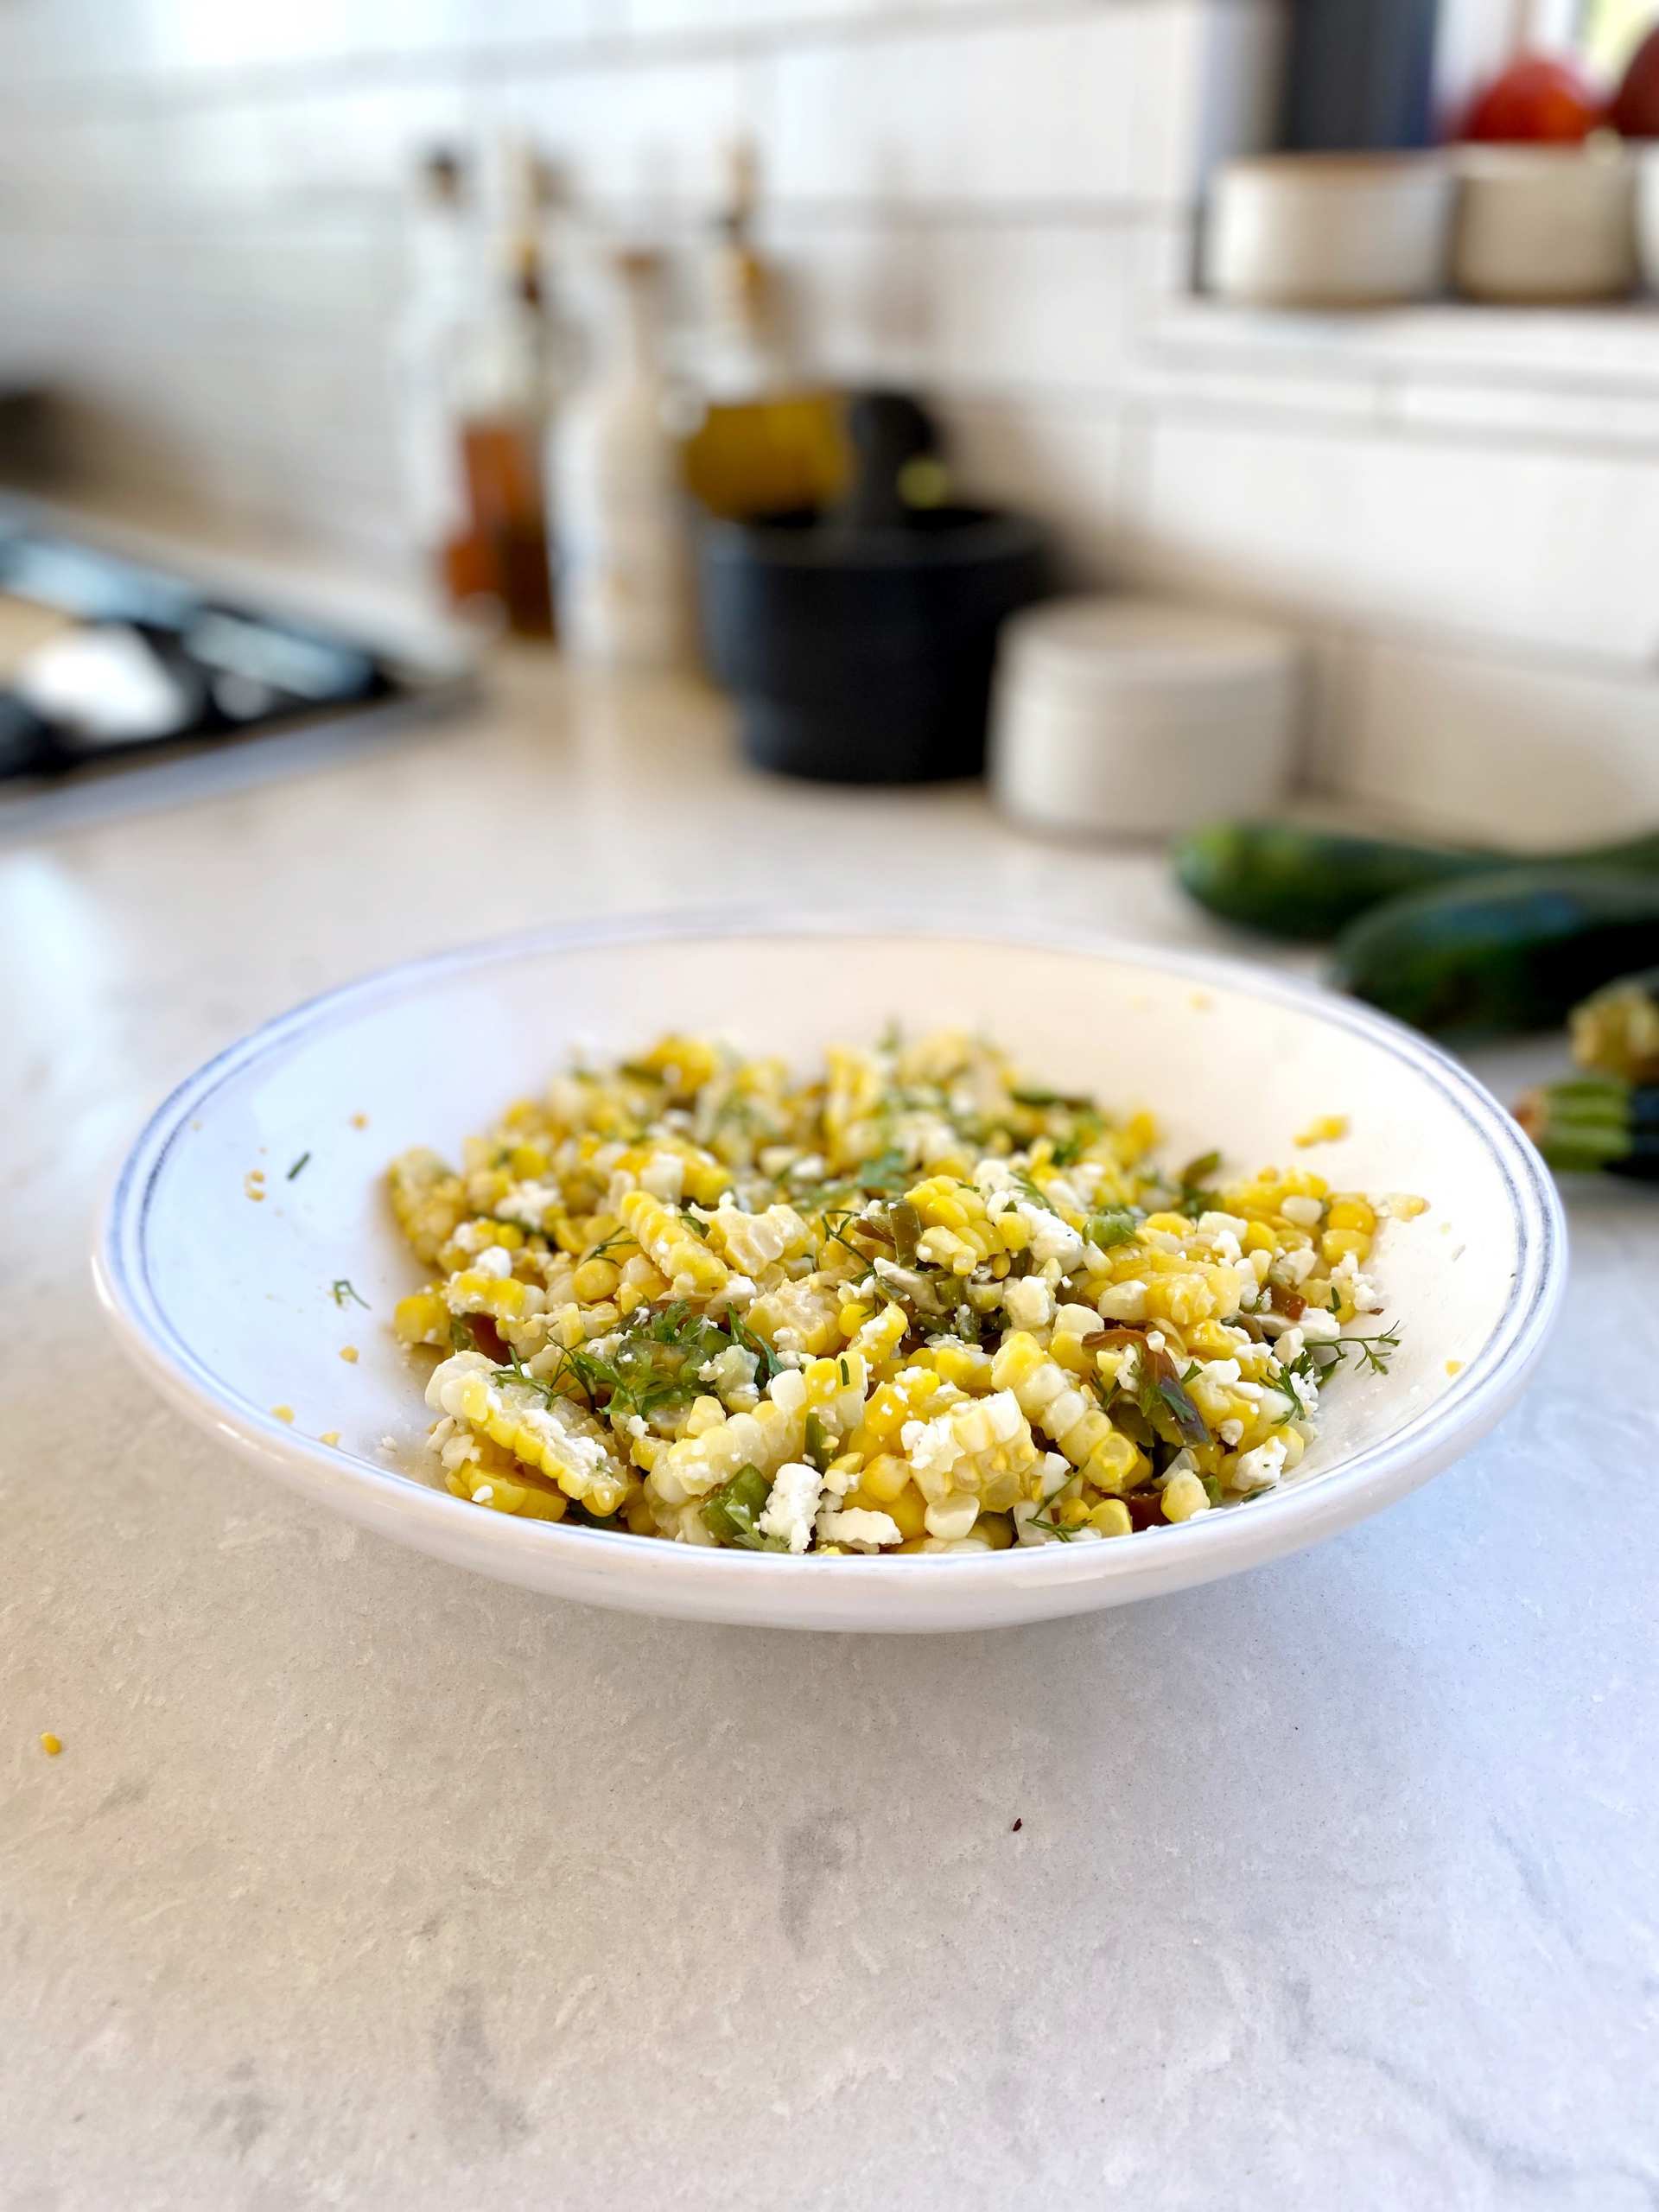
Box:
[6,0,1659,846]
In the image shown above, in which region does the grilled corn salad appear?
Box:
[388,1032,1414,1556]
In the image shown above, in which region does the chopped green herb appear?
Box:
[1086,1206,1139,1250]
[727,1310,783,1384]
[330,1278,369,1309]
[1050,1112,1104,1167]
[855,1147,912,1195]
[1012,1168,1061,1216]
[582,1226,637,1266]
[1027,1514,1076,1542]
[1011,1086,1096,1111]
[1338,1323,1402,1376]
[286,1151,310,1181]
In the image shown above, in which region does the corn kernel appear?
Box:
[339,1344,359,1364]
[40,1732,61,1756]
[1090,1499,1133,1538]
[887,1483,930,1538]
[1162,1471,1210,1522]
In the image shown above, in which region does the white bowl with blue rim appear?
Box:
[93,912,1565,1631]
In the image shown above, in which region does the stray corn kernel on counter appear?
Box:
[387,1032,1422,1555]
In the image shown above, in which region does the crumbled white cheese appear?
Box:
[638,1152,684,1204]
[1002,1275,1055,1332]
[1235,1434,1288,1491]
[471,1243,513,1280]
[494,1180,562,1228]
[1198,1211,1249,1242]
[817,1506,903,1551]
[1331,1249,1379,1312]
[1281,1195,1325,1227]
[1300,1306,1342,1343]
[1277,1246,1319,1286]
[758,1461,824,1554]
[1018,1202,1085,1270]
[1218,1418,1244,1448]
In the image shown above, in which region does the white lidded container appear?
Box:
[1452,145,1638,304]
[990,596,1302,840]
[1205,152,1454,308]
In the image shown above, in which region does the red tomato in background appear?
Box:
[1611,28,1659,137]
[1462,54,1605,143]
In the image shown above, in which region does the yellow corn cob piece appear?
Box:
[706,1201,811,1275]
[899,1388,1039,1503]
[909,1338,995,1393]
[441,1269,544,1325]
[393,1290,449,1348]
[823,1045,887,1168]
[447,1466,569,1522]
[849,1368,945,1459]
[744,1273,844,1357]
[632,1033,723,1096]
[847,1301,909,1370]
[425,1351,632,1515]
[646,1353,868,1506]
[905,1175,1000,1275]
[388,1147,467,1264]
[990,1332,1148,1496]
[618,1189,729,1298]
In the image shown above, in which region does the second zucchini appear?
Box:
[1331,869,1659,1039]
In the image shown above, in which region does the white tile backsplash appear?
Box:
[1315,633,1659,848]
[9,0,1659,845]
[1131,415,1659,663]
[766,11,1187,210]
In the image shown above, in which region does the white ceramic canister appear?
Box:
[1205,152,1454,308]
[989,596,1303,840]
[1452,144,1638,304]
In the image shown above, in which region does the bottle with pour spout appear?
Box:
[680,139,846,522]
[550,248,691,669]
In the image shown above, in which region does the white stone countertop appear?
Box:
[3,640,1656,2212]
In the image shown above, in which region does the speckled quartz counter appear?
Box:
[3,641,1656,2212]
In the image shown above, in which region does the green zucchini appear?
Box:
[1516,1076,1659,1181]
[1173,820,1659,943]
[1331,869,1659,1039]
